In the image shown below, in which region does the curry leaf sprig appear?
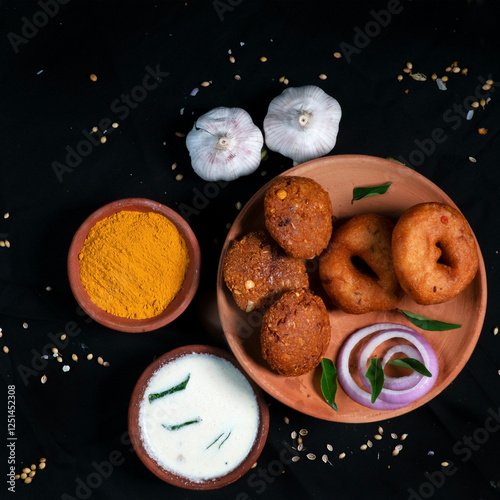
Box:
[400,310,461,331]
[352,182,392,201]
[148,374,191,403]
[320,358,339,411]
[367,357,432,404]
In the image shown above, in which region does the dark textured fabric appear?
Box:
[1,1,499,499]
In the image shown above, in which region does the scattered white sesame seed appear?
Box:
[22,322,28,329]
[41,375,47,384]
[326,444,333,452]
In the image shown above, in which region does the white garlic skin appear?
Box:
[186,107,264,181]
[263,85,342,163]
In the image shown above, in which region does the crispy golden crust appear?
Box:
[319,214,402,314]
[264,176,333,259]
[260,289,330,377]
[392,202,478,305]
[223,230,309,312]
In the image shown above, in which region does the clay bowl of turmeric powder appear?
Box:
[68,198,201,332]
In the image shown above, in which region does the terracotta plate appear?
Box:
[216,155,487,423]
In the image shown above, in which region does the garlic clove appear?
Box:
[263,85,341,163]
[186,107,264,181]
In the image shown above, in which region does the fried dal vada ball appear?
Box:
[223,230,309,312]
[319,213,402,314]
[260,288,331,377]
[392,202,479,305]
[264,176,333,259]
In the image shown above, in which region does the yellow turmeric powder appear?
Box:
[78,210,190,319]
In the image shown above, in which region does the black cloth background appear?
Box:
[1,1,499,499]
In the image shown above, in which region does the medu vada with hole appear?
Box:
[223,229,309,313]
[260,288,330,377]
[319,213,403,314]
[391,202,478,305]
[264,176,334,259]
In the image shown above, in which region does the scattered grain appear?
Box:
[245,280,255,290]
[251,462,257,469]
[360,444,368,450]
[482,84,491,91]
[461,68,468,75]
[234,74,241,80]
[15,475,20,480]
[478,127,488,135]
[22,322,28,329]
[23,468,30,473]
[89,74,97,82]
[291,431,297,439]
[229,55,235,63]
[201,81,211,87]
[469,156,477,163]
[397,75,403,81]
[431,73,438,80]
[318,74,327,80]
[112,122,119,129]
[452,66,461,73]
[97,356,104,365]
[0,241,4,247]
[297,443,304,452]
[52,347,58,354]
[378,426,384,435]
[72,353,78,362]
[338,452,346,459]
[395,444,403,452]
[235,201,242,210]
[333,51,342,59]
[29,471,36,477]
[299,429,308,436]
[441,75,449,82]
[260,56,268,62]
[57,356,62,363]
[374,434,382,440]
[40,458,46,463]
[445,66,452,72]
[92,126,98,133]
[103,361,110,367]
[41,375,47,384]
[306,453,316,460]
[279,76,285,83]
[471,101,479,108]
[284,416,290,424]
[3,212,9,219]
[4,240,10,248]
[24,477,32,484]
[480,98,486,108]
[175,174,184,181]
[3,346,9,353]
[322,454,328,463]
[100,136,107,144]
[297,435,303,445]
[291,456,300,462]
[60,334,66,341]
[283,78,289,85]
[171,162,177,170]
[391,433,398,439]
[406,62,413,69]
[441,461,450,467]
[326,444,333,452]
[493,327,498,335]
[400,433,408,440]
[21,473,27,479]
[403,67,411,74]
[366,440,373,448]
[175,131,186,137]
[87,353,93,361]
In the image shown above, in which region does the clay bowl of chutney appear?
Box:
[67,198,201,333]
[128,344,270,490]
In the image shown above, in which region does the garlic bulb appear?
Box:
[263,85,342,163]
[186,107,264,181]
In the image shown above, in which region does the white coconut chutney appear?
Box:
[139,352,259,482]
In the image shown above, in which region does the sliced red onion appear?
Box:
[337,323,439,411]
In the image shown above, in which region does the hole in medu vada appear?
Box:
[435,242,450,267]
[351,256,378,279]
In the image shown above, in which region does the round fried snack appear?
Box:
[392,202,478,305]
[264,176,333,259]
[223,230,309,312]
[261,288,330,377]
[319,214,402,314]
